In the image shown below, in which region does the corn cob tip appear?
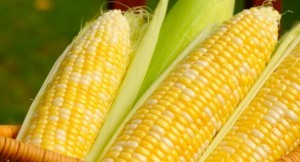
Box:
[75,10,129,42]
[233,6,280,52]
[76,9,149,53]
[92,9,150,54]
[247,6,280,29]
[257,5,280,22]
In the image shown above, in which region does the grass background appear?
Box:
[0,0,299,124]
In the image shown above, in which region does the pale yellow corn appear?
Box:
[207,43,300,161]
[102,7,280,161]
[19,10,131,158]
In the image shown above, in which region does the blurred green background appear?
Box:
[0,0,299,124]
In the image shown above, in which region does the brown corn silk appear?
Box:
[101,6,280,161]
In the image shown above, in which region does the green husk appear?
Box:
[85,0,168,161]
[199,23,300,162]
[147,0,178,11]
[98,24,217,160]
[137,0,235,99]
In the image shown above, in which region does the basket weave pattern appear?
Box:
[0,125,299,161]
[0,125,83,162]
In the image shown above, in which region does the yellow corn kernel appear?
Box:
[207,44,300,161]
[102,7,280,161]
[18,10,132,158]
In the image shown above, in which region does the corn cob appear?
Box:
[16,10,139,158]
[207,43,300,161]
[101,6,280,161]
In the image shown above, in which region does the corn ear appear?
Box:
[16,9,147,159]
[200,24,300,161]
[138,0,235,99]
[207,42,300,161]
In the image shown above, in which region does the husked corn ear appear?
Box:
[207,43,300,161]
[102,7,280,161]
[18,10,132,158]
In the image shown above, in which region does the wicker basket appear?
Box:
[0,125,299,161]
[0,125,82,162]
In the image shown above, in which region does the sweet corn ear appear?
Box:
[207,43,300,161]
[17,10,139,158]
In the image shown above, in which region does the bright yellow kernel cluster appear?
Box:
[207,44,300,161]
[102,7,279,161]
[21,10,131,158]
